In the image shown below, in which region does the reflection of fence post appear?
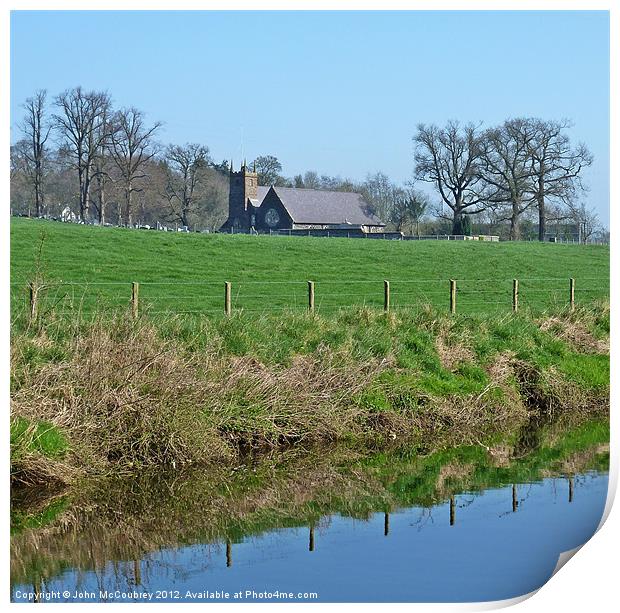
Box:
[28,282,38,321]
[384,512,390,536]
[308,281,315,313]
[33,580,41,602]
[226,540,232,567]
[512,279,519,313]
[131,282,139,319]
[133,559,141,586]
[309,525,315,552]
[569,278,575,312]
[449,495,455,525]
[450,280,457,314]
[384,280,390,313]
[224,282,231,316]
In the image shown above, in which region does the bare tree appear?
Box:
[302,171,321,189]
[200,168,229,231]
[20,90,52,217]
[252,155,282,186]
[527,119,593,241]
[293,170,322,189]
[390,187,429,235]
[110,107,161,226]
[53,87,112,222]
[414,121,487,234]
[10,142,31,215]
[10,143,24,182]
[319,175,357,192]
[163,143,211,227]
[91,105,116,225]
[568,202,600,244]
[361,171,398,223]
[478,118,537,240]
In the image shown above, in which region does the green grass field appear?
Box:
[10,218,610,317]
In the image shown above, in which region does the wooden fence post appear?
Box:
[308,281,315,313]
[450,279,457,314]
[131,282,139,319]
[28,282,38,321]
[224,281,231,316]
[512,279,519,313]
[309,525,315,552]
[384,512,390,536]
[449,495,456,525]
[569,278,575,311]
[384,280,390,312]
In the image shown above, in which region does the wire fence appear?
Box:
[10,275,610,321]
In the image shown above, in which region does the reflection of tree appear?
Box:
[11,419,609,592]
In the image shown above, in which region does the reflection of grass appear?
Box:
[10,418,609,587]
[11,496,69,534]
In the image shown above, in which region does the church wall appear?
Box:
[253,189,293,231]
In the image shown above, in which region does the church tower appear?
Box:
[226,161,259,231]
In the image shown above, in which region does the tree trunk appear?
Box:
[34,181,41,217]
[537,175,546,242]
[537,195,546,241]
[509,201,521,241]
[95,174,106,225]
[39,180,45,217]
[78,167,87,222]
[451,213,462,235]
[34,160,43,217]
[124,180,133,227]
[84,179,91,222]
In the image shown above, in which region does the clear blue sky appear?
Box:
[10,10,610,226]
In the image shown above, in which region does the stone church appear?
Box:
[220,163,385,235]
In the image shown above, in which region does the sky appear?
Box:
[10,10,610,226]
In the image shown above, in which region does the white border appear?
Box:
[2,2,616,611]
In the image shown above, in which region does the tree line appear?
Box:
[253,116,602,242]
[414,119,595,241]
[11,87,604,241]
[11,87,230,230]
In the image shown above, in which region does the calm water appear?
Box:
[11,427,610,603]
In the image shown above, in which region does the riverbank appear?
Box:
[10,302,609,485]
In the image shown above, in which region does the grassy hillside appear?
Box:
[11,217,609,316]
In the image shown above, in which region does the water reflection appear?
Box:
[10,419,609,603]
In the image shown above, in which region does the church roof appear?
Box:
[256,186,384,226]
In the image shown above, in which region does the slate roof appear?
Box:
[255,186,384,226]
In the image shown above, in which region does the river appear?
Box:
[10,418,609,603]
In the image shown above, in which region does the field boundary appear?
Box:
[11,276,609,320]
